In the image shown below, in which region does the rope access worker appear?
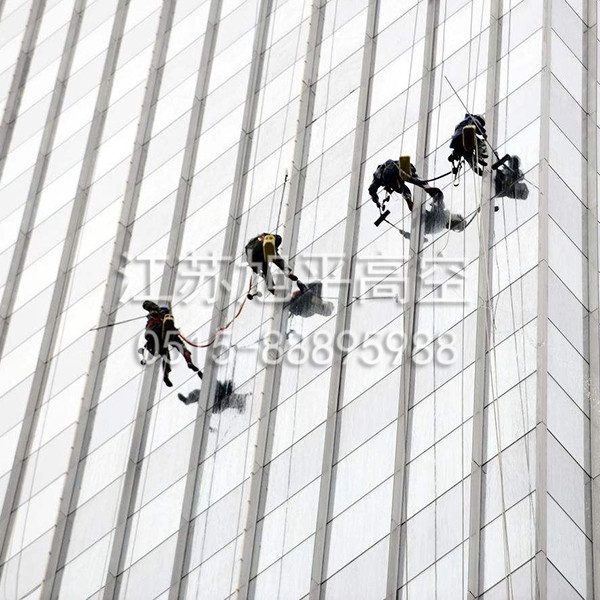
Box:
[368,159,417,212]
[289,281,334,318]
[421,187,468,237]
[448,113,488,175]
[140,301,202,387]
[395,186,469,240]
[494,154,529,200]
[245,233,299,299]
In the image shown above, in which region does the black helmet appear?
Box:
[470,114,485,127]
[143,300,159,312]
[449,214,467,231]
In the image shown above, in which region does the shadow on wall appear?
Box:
[178,379,248,413]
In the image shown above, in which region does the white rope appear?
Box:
[493,3,538,595]
[471,160,515,600]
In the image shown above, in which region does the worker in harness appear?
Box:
[289,281,334,318]
[140,301,202,387]
[368,159,417,212]
[448,113,488,176]
[394,185,471,240]
[494,154,529,199]
[245,233,299,299]
[369,159,464,232]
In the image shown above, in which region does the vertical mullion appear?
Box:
[586,0,600,594]
[305,1,378,598]
[535,0,552,596]
[95,2,196,598]
[155,0,224,596]
[0,0,105,579]
[385,0,438,597]
[466,0,502,597]
[38,0,177,597]
[0,0,48,359]
[0,0,47,182]
[163,1,275,597]
[236,0,326,597]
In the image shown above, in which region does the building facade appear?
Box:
[0,0,596,598]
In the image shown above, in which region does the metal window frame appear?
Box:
[0,0,47,183]
[34,1,181,597]
[234,1,327,597]
[299,1,381,597]
[0,0,112,585]
[534,0,552,595]
[465,0,502,597]
[385,0,439,597]
[586,0,600,595]
[164,1,277,597]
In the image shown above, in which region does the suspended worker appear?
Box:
[448,113,488,175]
[289,281,334,318]
[395,186,470,240]
[245,233,298,299]
[494,154,529,199]
[368,159,417,212]
[178,380,247,413]
[140,301,202,387]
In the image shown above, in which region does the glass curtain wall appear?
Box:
[0,0,597,598]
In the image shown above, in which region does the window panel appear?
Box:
[0,530,54,600]
[261,424,325,516]
[322,536,388,600]
[0,330,42,397]
[324,479,393,578]
[253,479,319,576]
[548,560,586,600]
[181,539,240,600]
[122,480,185,570]
[76,424,134,506]
[0,375,32,438]
[482,433,536,526]
[117,534,177,600]
[547,496,592,597]
[498,31,543,100]
[337,368,400,460]
[547,433,590,533]
[551,31,584,107]
[483,375,536,462]
[250,535,313,600]
[5,476,63,558]
[548,323,589,413]
[0,1,33,58]
[548,268,587,357]
[58,533,114,599]
[404,502,435,580]
[552,0,584,60]
[500,0,542,56]
[331,423,395,518]
[547,375,589,468]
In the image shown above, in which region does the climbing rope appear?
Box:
[275,171,289,234]
[177,278,252,348]
[88,314,146,331]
